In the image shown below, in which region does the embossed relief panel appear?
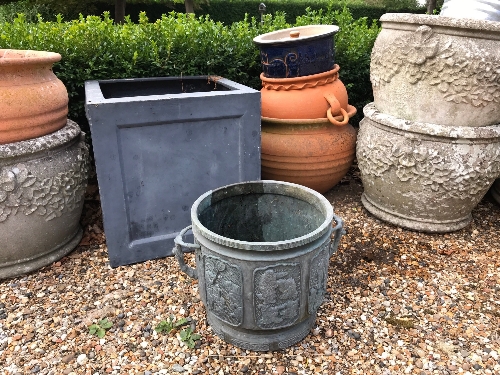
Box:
[254,264,301,330]
[0,144,89,223]
[308,244,329,315]
[204,255,243,327]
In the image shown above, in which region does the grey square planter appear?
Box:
[85,76,261,267]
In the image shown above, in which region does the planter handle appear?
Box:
[329,214,345,257]
[325,93,349,126]
[173,225,200,280]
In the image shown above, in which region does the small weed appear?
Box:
[154,316,188,334]
[89,318,113,338]
[179,326,201,349]
[384,316,415,329]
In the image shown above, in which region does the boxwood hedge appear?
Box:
[0,6,380,129]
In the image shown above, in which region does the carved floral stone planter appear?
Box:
[370,13,500,127]
[0,49,69,144]
[0,120,89,279]
[357,103,500,233]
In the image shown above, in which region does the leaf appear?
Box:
[190,333,201,341]
[179,328,189,341]
[99,318,113,329]
[96,328,106,338]
[174,318,188,328]
[89,325,98,335]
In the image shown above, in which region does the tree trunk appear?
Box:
[115,0,126,24]
[185,0,195,13]
[427,0,437,14]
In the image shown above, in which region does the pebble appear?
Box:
[172,364,185,372]
[76,353,87,366]
[61,354,75,363]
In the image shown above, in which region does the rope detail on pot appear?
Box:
[262,72,339,91]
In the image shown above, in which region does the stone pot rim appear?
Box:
[380,13,500,38]
[363,103,500,139]
[0,49,61,66]
[191,180,335,251]
[253,25,339,46]
[0,120,81,158]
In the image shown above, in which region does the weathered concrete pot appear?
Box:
[261,108,357,193]
[357,103,500,233]
[370,13,500,127]
[173,180,344,351]
[0,120,89,279]
[0,49,69,144]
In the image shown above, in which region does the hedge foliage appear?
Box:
[0,6,380,129]
[19,0,425,24]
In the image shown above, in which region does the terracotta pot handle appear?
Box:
[327,107,349,126]
[324,93,349,126]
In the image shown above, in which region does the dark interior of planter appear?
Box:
[198,193,324,243]
[100,77,231,99]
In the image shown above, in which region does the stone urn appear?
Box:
[0,49,69,144]
[357,104,500,233]
[261,109,357,193]
[370,13,500,127]
[0,120,89,279]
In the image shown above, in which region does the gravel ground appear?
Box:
[1,163,500,375]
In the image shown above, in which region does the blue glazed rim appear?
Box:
[253,25,339,78]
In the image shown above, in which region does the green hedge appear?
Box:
[0,7,380,130]
[9,0,425,24]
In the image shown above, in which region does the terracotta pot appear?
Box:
[0,49,69,144]
[357,103,500,233]
[261,65,350,126]
[261,110,357,194]
[370,14,500,127]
